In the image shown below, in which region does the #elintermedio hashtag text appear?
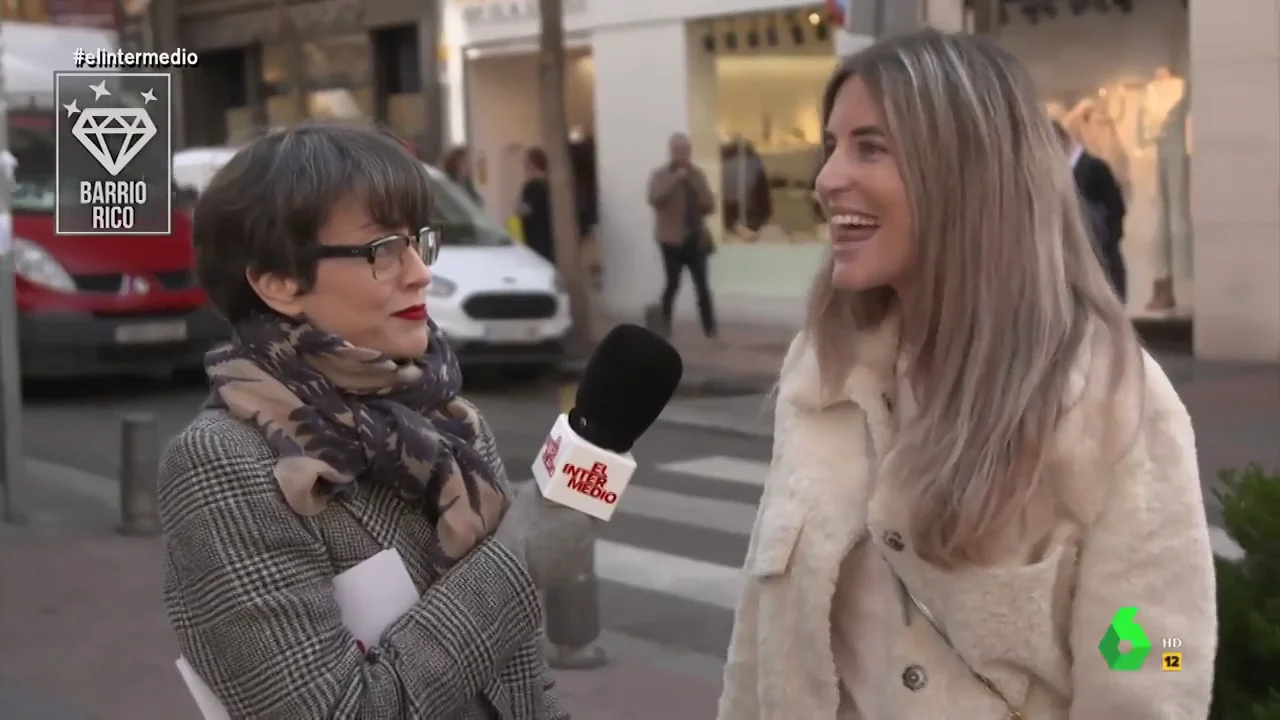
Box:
[73,48,199,69]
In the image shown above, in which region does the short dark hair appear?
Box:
[525,147,548,172]
[193,121,434,324]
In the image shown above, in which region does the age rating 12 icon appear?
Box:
[54,72,173,236]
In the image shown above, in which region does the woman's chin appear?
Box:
[380,331,430,360]
[832,263,880,292]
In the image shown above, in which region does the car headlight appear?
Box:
[14,237,76,293]
[428,276,457,298]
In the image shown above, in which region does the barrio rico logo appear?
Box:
[564,462,618,504]
[541,435,561,476]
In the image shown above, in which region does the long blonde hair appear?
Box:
[808,30,1140,568]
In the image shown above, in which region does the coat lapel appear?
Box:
[750,317,900,716]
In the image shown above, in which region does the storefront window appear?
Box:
[302,33,373,93]
[704,8,834,247]
[262,33,374,126]
[994,1,1191,317]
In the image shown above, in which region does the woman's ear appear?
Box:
[245,269,304,317]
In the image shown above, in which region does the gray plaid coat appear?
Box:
[160,409,568,719]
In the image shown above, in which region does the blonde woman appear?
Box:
[718,30,1215,719]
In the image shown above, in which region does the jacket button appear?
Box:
[883,530,905,551]
[902,664,927,691]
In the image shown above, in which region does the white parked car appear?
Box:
[172,147,572,369]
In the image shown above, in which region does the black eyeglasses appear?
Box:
[311,226,440,278]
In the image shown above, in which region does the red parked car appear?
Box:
[9,111,227,379]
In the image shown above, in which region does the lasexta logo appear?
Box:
[564,461,618,504]
[1098,607,1152,671]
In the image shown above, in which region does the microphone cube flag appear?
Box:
[531,413,637,521]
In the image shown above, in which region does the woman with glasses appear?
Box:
[159,121,571,718]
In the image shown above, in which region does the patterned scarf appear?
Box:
[204,313,508,569]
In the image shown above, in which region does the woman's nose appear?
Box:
[814,155,848,198]
[401,248,431,289]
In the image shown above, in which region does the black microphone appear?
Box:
[531,324,683,519]
[569,324,684,453]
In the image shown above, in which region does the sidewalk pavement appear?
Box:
[0,463,723,720]
[654,320,1280,481]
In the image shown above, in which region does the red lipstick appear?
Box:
[392,304,427,321]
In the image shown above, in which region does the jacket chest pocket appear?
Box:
[748,495,805,579]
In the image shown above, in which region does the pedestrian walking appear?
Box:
[158,121,581,719]
[516,146,555,265]
[570,133,603,289]
[647,132,718,340]
[718,30,1214,719]
[442,144,484,206]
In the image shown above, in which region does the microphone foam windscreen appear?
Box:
[572,324,684,453]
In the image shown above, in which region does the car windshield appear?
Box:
[425,165,512,247]
[9,113,57,212]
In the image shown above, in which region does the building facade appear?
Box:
[140,0,448,158]
[445,0,1280,362]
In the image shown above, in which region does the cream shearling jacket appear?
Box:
[717,319,1217,719]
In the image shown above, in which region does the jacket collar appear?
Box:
[778,310,902,414]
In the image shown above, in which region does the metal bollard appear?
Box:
[540,381,608,669]
[543,541,608,669]
[118,413,161,536]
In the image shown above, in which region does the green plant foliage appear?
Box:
[1210,464,1280,720]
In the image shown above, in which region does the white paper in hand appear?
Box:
[331,548,421,647]
[175,548,420,719]
[175,657,229,720]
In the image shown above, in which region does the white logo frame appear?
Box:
[54,71,173,237]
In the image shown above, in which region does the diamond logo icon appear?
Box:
[70,108,157,177]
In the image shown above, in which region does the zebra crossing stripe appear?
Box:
[596,538,744,611]
[657,456,769,487]
[621,484,757,535]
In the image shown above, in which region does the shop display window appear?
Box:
[998,0,1191,317]
[705,7,835,247]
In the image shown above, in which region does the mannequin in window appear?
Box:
[720,137,771,240]
[1144,68,1191,311]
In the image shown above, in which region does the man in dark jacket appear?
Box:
[1054,121,1127,301]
